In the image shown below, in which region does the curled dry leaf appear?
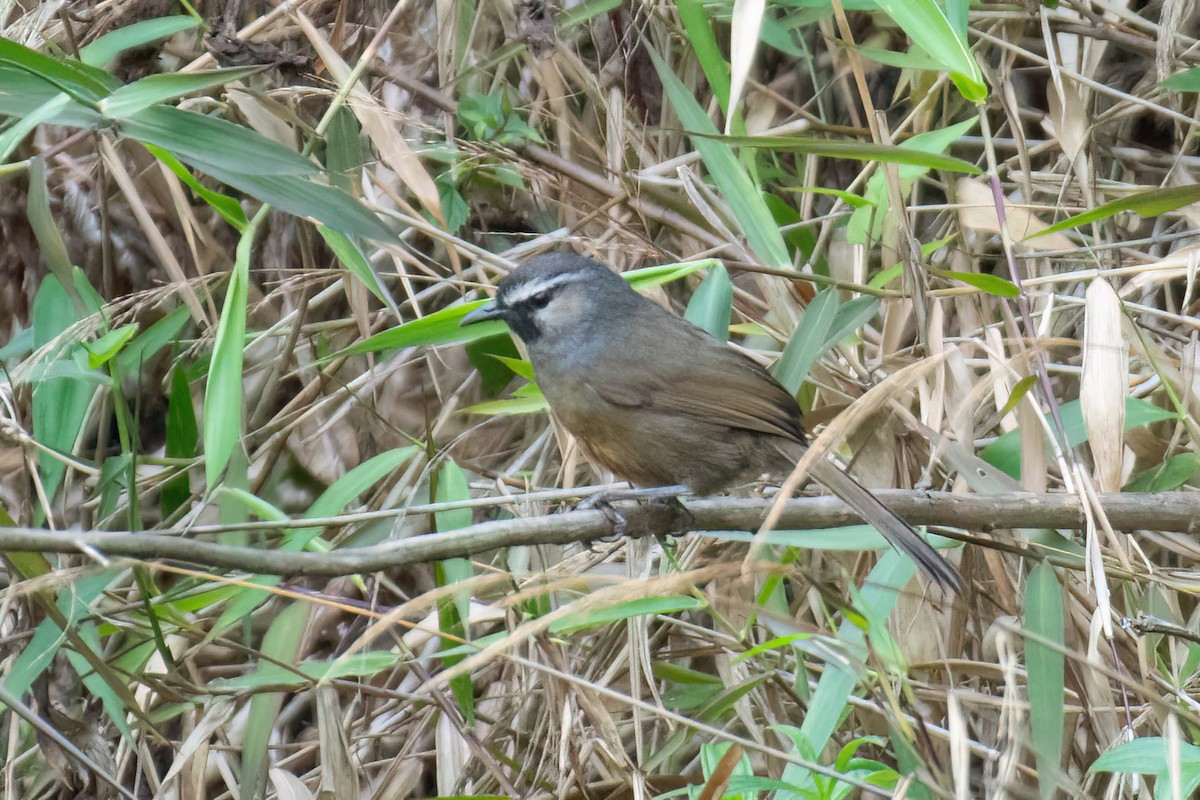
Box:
[955,177,1077,252]
[1081,279,1128,492]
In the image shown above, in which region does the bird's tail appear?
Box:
[808,460,962,592]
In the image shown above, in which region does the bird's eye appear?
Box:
[528,291,553,309]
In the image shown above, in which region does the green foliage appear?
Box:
[458,90,544,145]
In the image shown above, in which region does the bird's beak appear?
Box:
[461,301,507,326]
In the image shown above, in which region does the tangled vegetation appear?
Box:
[2,0,1200,797]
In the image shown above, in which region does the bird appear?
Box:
[461,253,961,590]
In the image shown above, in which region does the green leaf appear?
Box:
[825,295,881,349]
[848,118,979,244]
[0,37,111,103]
[209,652,401,690]
[241,602,306,800]
[204,217,259,487]
[981,397,1177,479]
[79,17,202,68]
[677,0,731,111]
[623,259,716,290]
[0,93,73,163]
[1030,184,1200,239]
[998,375,1037,419]
[341,301,507,357]
[143,143,248,230]
[119,105,318,176]
[0,66,102,126]
[29,276,96,504]
[1091,737,1200,774]
[1124,453,1200,492]
[872,0,987,101]
[115,304,191,378]
[462,392,549,417]
[1025,561,1064,800]
[1161,69,1200,92]
[931,268,1021,297]
[318,227,386,301]
[787,185,875,208]
[100,66,263,118]
[84,323,138,369]
[684,264,734,342]
[434,460,475,725]
[773,288,839,394]
[648,46,791,268]
[551,596,707,635]
[782,552,917,789]
[693,134,982,173]
[163,365,198,518]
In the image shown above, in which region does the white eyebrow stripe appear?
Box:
[502,273,582,305]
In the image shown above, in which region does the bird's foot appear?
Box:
[576,492,628,542]
[575,485,691,542]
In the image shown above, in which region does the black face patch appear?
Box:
[498,285,561,343]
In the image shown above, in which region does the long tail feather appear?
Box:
[808,460,962,591]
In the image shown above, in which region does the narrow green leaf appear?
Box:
[0,37,110,102]
[187,170,395,242]
[1091,737,1200,774]
[1025,561,1065,799]
[998,375,1038,419]
[824,295,881,349]
[873,0,987,101]
[79,17,202,67]
[648,46,791,268]
[559,0,622,27]
[163,365,198,518]
[318,226,387,301]
[551,596,707,634]
[84,323,138,369]
[27,158,80,310]
[115,304,191,379]
[623,259,716,290]
[692,134,982,173]
[435,460,475,725]
[29,277,95,504]
[143,143,248,230]
[782,552,917,788]
[1124,453,1200,492]
[100,66,263,118]
[119,105,318,176]
[204,217,259,487]
[1161,69,1200,92]
[462,393,548,416]
[0,94,72,163]
[677,0,732,110]
[1030,184,1200,239]
[241,602,307,800]
[932,268,1021,297]
[684,265,734,342]
[343,301,507,357]
[981,397,1177,479]
[773,288,838,394]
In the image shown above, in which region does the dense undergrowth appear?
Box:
[2,0,1200,797]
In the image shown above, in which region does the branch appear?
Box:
[1,491,1195,578]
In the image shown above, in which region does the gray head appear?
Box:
[460,254,637,346]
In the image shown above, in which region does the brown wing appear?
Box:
[589,325,805,443]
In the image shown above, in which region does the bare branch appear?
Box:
[1,491,1196,577]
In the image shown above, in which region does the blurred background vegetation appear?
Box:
[2,0,1200,797]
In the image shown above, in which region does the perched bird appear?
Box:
[462,253,960,590]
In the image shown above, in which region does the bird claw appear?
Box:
[576,492,629,542]
[575,486,691,543]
